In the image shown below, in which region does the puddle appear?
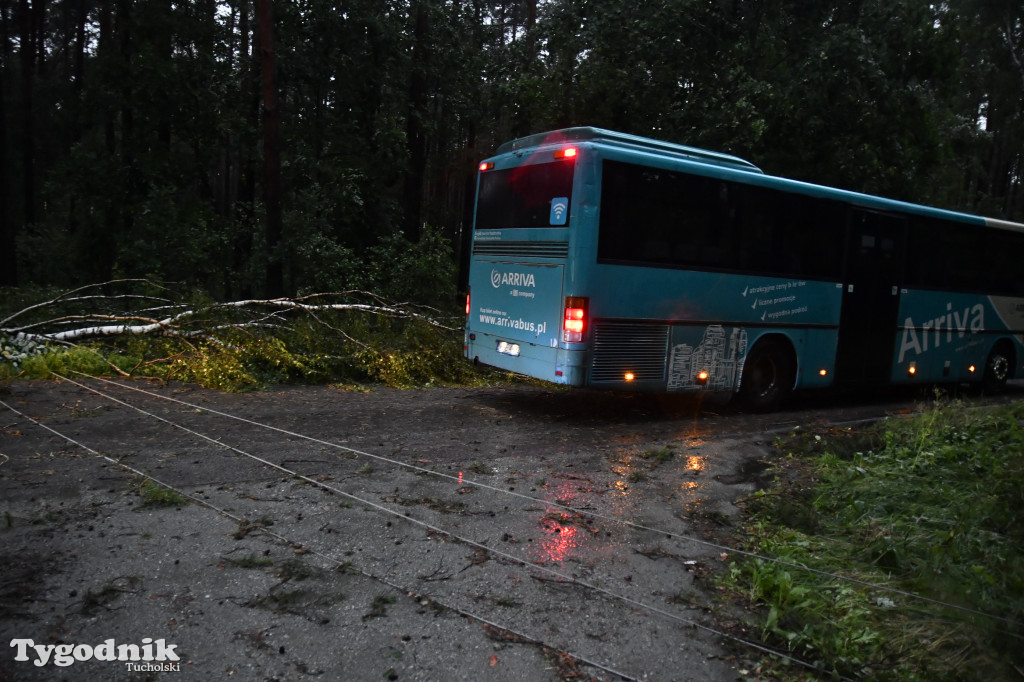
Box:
[530,514,591,565]
[714,457,771,486]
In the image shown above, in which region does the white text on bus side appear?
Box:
[490,270,536,288]
[897,303,984,363]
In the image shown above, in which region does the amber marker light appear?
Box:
[819,369,828,376]
[624,372,635,382]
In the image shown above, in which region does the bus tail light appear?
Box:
[465,287,471,316]
[479,161,494,171]
[554,147,578,160]
[563,296,588,343]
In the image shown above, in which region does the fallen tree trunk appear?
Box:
[0,280,461,369]
[1,281,457,343]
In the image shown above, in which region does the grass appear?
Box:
[277,557,319,582]
[80,576,140,615]
[627,469,646,483]
[643,445,676,463]
[137,479,189,507]
[364,593,398,620]
[722,399,1024,681]
[468,460,490,475]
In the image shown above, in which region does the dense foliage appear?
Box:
[726,401,1024,681]
[2,0,1022,297]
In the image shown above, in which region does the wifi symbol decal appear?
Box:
[549,198,569,225]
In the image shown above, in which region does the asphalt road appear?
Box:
[2,378,1020,681]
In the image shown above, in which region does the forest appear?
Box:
[1,0,1022,301]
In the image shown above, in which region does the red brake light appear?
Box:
[554,147,577,160]
[562,296,588,343]
[479,161,494,171]
[465,288,471,315]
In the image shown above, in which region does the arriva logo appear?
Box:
[898,302,985,363]
[490,270,536,288]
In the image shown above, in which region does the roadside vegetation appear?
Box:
[0,303,511,391]
[0,312,493,391]
[724,398,1024,681]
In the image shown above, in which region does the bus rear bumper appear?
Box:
[465,332,587,386]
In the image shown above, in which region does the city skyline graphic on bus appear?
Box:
[667,325,748,391]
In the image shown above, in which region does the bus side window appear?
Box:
[739,216,776,272]
[677,177,734,269]
[907,220,938,288]
[986,228,1024,295]
[735,189,846,279]
[796,199,844,279]
[944,225,982,291]
[599,160,736,270]
[601,159,849,282]
[597,162,634,261]
[910,217,1024,295]
[737,186,781,274]
[643,240,672,260]
[914,220,984,292]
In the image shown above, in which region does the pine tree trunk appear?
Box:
[402,0,430,243]
[257,0,283,297]
[0,15,13,286]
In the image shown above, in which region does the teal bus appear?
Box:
[463,127,1024,410]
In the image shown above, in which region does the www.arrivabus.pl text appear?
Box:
[9,638,180,669]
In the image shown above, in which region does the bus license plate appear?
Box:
[496,341,521,357]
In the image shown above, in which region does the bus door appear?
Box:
[835,210,906,384]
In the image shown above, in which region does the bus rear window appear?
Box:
[476,161,574,230]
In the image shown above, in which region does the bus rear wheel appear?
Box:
[983,342,1013,392]
[739,338,795,412]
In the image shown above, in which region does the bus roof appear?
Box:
[491,127,1024,233]
[494,127,765,174]
[749,171,1024,233]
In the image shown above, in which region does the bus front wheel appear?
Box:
[983,342,1013,392]
[738,338,795,412]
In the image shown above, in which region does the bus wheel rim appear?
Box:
[989,355,1009,381]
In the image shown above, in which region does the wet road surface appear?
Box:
[2,378,1020,681]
